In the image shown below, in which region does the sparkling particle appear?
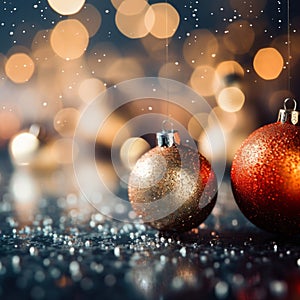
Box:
[269,280,287,297]
[215,281,229,299]
[114,247,120,257]
[179,247,187,257]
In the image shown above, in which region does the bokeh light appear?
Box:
[115,0,152,39]
[187,113,209,140]
[145,3,180,39]
[183,29,218,68]
[71,4,102,37]
[5,53,35,83]
[120,137,150,170]
[223,20,255,55]
[51,138,74,164]
[53,108,80,137]
[216,60,244,80]
[9,132,39,165]
[47,0,85,16]
[217,87,245,112]
[78,78,106,103]
[0,110,21,142]
[190,65,221,97]
[50,19,89,60]
[253,47,284,80]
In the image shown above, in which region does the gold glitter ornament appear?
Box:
[128,129,218,232]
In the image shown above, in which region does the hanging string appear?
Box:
[165,0,170,121]
[287,0,291,92]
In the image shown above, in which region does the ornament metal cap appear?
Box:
[156,130,180,147]
[277,98,299,126]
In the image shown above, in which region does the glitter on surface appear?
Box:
[128,144,217,232]
[231,122,300,234]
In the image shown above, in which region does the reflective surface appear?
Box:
[0,157,299,300]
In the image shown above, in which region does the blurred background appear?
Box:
[0,0,300,219]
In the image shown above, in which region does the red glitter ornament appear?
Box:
[231,99,300,235]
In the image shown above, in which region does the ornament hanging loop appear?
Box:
[283,98,297,111]
[278,98,299,125]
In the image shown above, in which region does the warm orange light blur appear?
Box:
[0,111,21,141]
[51,138,74,164]
[158,62,191,83]
[190,65,220,97]
[216,60,244,78]
[116,1,151,39]
[71,4,101,37]
[253,47,284,80]
[223,20,255,55]
[105,58,144,83]
[79,78,106,103]
[208,107,237,132]
[53,108,80,137]
[87,43,121,80]
[50,19,89,60]
[183,29,218,68]
[187,113,209,140]
[111,0,122,9]
[120,137,150,170]
[217,87,245,112]
[48,0,85,16]
[145,3,180,39]
[5,53,35,83]
[118,0,148,15]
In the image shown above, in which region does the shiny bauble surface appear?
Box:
[128,144,217,232]
[231,122,300,235]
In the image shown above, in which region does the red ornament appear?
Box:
[231,99,300,235]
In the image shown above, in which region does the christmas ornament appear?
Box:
[231,98,300,235]
[128,128,218,232]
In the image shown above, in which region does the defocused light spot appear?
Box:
[50,19,89,60]
[0,111,21,141]
[158,62,191,83]
[48,0,85,16]
[51,138,74,164]
[53,108,80,137]
[111,0,123,9]
[145,3,179,39]
[5,53,35,83]
[216,60,244,79]
[208,107,237,132]
[9,132,39,165]
[118,0,148,15]
[253,47,284,80]
[120,137,150,170]
[71,4,101,37]
[223,20,255,55]
[190,65,220,97]
[188,113,209,140]
[116,1,152,39]
[87,43,121,79]
[105,58,144,83]
[183,29,218,68]
[79,78,106,103]
[217,87,245,112]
